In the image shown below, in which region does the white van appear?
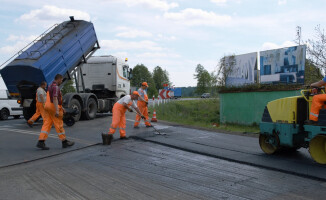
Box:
[0,90,22,120]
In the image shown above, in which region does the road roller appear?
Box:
[259,88,326,164]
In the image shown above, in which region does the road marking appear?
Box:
[0,127,93,145]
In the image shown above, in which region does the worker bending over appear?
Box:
[134,82,152,128]
[307,77,326,125]
[36,74,74,150]
[102,91,145,145]
[27,81,47,127]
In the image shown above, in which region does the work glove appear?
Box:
[145,102,148,106]
[128,108,133,112]
[141,115,146,119]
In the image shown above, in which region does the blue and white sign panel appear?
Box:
[225,52,257,86]
[260,45,306,84]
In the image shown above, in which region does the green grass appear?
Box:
[149,99,259,134]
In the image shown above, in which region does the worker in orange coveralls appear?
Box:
[27,81,47,127]
[102,91,145,145]
[36,74,74,150]
[307,76,326,125]
[134,82,152,128]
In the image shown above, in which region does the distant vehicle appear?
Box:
[173,88,182,99]
[201,93,210,98]
[0,90,22,120]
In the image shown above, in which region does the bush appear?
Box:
[150,99,220,126]
[218,83,303,93]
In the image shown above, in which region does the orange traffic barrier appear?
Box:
[151,109,158,122]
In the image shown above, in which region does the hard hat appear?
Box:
[132,91,139,96]
[142,82,148,87]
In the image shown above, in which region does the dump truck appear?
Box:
[259,88,326,164]
[0,17,131,125]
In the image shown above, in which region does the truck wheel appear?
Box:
[69,99,81,122]
[0,108,9,120]
[81,98,97,120]
[14,115,20,119]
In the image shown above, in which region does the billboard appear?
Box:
[260,45,306,84]
[225,52,257,86]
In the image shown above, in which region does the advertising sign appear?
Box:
[225,52,257,86]
[260,45,306,84]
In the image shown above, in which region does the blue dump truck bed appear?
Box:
[1,19,98,96]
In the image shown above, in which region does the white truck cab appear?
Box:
[79,55,131,98]
[0,90,22,120]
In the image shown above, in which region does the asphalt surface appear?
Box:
[1,113,326,199]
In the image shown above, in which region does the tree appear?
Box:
[62,80,76,95]
[304,25,326,72]
[181,87,196,97]
[152,66,170,90]
[131,64,157,97]
[304,59,323,85]
[215,55,236,86]
[194,64,212,94]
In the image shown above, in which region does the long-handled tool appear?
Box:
[152,125,166,135]
[130,107,166,135]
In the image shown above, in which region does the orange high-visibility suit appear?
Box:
[28,88,46,124]
[310,94,326,121]
[38,81,66,141]
[134,88,151,127]
[109,95,136,138]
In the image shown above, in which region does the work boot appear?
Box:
[62,140,75,148]
[102,133,113,145]
[146,125,153,128]
[36,140,49,150]
[133,126,139,129]
[27,121,33,128]
[120,136,128,140]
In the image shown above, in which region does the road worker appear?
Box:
[36,74,74,150]
[134,82,152,128]
[307,77,326,125]
[102,91,145,145]
[27,81,47,127]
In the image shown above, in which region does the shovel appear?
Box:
[130,107,166,135]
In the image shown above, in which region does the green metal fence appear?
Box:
[219,90,301,125]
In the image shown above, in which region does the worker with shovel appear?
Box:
[134,82,152,128]
[102,91,145,145]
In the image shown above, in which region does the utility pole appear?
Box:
[296,26,302,45]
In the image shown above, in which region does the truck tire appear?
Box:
[0,108,9,120]
[23,107,35,121]
[69,98,81,122]
[81,98,97,120]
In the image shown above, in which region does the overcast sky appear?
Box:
[0,0,325,88]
